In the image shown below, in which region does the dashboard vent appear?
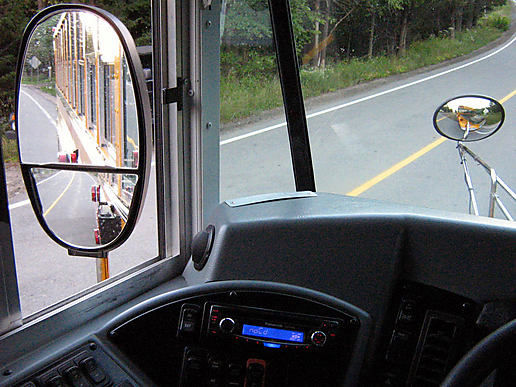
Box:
[408,311,464,386]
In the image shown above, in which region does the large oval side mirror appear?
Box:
[433,95,505,142]
[15,5,151,256]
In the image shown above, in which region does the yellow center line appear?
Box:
[347,137,446,197]
[43,172,76,217]
[500,89,516,103]
[346,88,516,197]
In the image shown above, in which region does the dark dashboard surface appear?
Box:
[2,193,515,386]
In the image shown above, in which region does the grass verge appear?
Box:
[2,136,19,163]
[221,5,511,124]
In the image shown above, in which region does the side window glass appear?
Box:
[219,0,296,201]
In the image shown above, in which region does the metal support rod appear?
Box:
[488,169,497,218]
[458,145,479,216]
[459,144,515,199]
[498,178,516,201]
[458,143,516,219]
[96,257,110,282]
[495,196,514,221]
[268,0,315,192]
[458,143,492,174]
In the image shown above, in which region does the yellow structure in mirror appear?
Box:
[52,12,138,219]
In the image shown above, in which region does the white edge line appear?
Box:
[10,35,516,210]
[8,170,64,211]
[9,90,61,210]
[21,88,57,127]
[220,34,516,146]
[8,199,30,210]
[36,170,64,186]
[220,122,286,145]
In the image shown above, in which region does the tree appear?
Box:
[365,0,390,58]
[307,0,358,68]
[387,0,425,55]
[222,0,315,58]
[23,16,58,76]
[0,0,39,131]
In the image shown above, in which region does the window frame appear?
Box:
[0,151,22,335]
[0,0,213,342]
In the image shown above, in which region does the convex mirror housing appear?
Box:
[433,95,505,142]
[15,5,151,256]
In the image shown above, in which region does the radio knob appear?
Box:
[219,317,236,333]
[310,331,327,347]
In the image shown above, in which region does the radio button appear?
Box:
[310,331,327,347]
[219,317,236,333]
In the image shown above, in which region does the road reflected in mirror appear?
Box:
[434,96,504,142]
[32,168,138,248]
[18,11,139,168]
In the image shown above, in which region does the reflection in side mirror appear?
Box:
[433,96,505,142]
[32,169,138,248]
[18,11,139,167]
[15,6,150,254]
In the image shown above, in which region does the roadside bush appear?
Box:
[482,14,510,31]
[221,48,276,78]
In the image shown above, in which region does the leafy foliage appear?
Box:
[0,0,38,132]
[483,14,510,30]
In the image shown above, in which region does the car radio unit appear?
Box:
[205,303,359,351]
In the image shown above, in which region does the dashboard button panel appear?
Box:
[14,343,138,387]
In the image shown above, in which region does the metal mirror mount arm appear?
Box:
[457,142,480,216]
[433,95,516,220]
[14,4,152,257]
[457,142,516,221]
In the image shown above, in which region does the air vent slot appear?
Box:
[408,311,464,386]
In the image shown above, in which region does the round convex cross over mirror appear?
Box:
[433,95,505,142]
[15,5,151,255]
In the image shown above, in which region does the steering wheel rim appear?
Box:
[441,318,516,387]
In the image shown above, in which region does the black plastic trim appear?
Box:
[268,0,315,192]
[162,77,184,110]
[442,318,516,387]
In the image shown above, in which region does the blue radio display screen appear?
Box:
[242,324,304,343]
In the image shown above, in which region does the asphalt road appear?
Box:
[35,170,99,247]
[7,32,516,316]
[18,85,59,164]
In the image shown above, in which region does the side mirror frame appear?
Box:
[432,95,505,143]
[14,4,152,257]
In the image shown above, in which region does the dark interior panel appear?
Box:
[184,193,515,305]
[104,282,372,386]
